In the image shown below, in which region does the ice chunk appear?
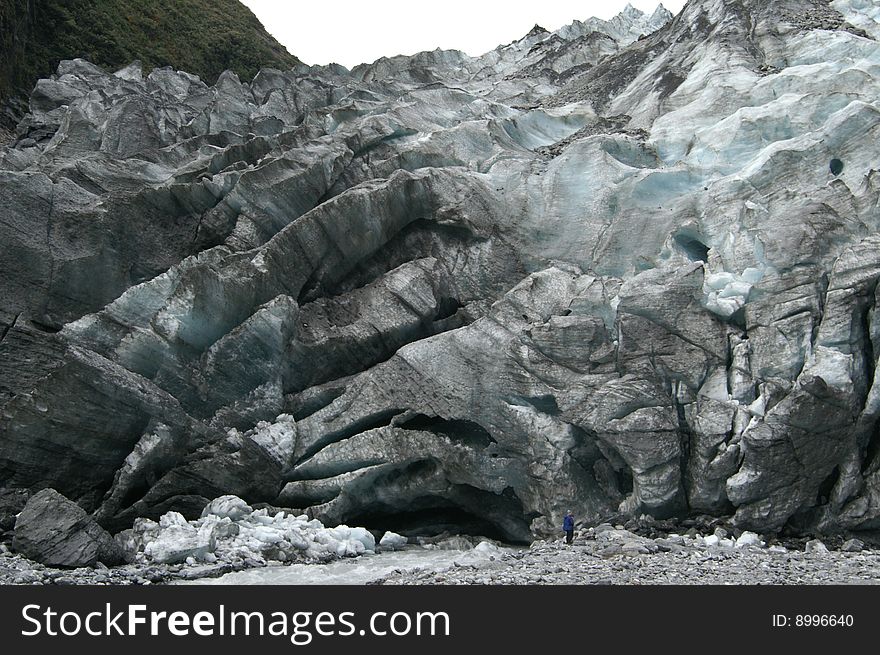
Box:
[704,292,745,318]
[473,541,502,554]
[734,531,763,548]
[201,495,253,521]
[213,517,240,539]
[197,518,221,552]
[242,414,297,466]
[252,527,285,544]
[287,531,310,551]
[342,526,376,552]
[379,531,408,551]
[705,272,736,291]
[144,525,204,564]
[347,540,366,556]
[718,281,752,299]
[159,511,188,528]
[702,266,764,318]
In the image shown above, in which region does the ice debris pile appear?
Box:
[119,496,390,566]
[702,267,764,318]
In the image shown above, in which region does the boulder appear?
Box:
[12,489,123,567]
[805,539,829,555]
[841,538,864,553]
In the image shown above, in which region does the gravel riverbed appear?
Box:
[373,524,880,585]
[3,518,880,586]
[0,545,245,585]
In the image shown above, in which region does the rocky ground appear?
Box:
[373,521,880,585]
[0,492,404,585]
[4,515,879,585]
[0,547,240,585]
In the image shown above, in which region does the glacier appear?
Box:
[2,0,880,544]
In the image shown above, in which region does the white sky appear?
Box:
[242,0,687,69]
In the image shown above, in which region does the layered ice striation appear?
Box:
[2,0,880,540]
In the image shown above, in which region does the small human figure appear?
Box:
[563,509,575,544]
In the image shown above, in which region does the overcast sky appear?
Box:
[242,1,687,69]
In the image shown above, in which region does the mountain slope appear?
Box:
[0,0,298,130]
[1,1,880,542]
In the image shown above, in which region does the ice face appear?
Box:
[832,0,880,40]
[4,1,880,541]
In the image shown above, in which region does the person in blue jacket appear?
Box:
[563,510,575,544]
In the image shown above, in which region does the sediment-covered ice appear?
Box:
[2,0,880,542]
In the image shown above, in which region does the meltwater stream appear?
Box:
[178,543,512,585]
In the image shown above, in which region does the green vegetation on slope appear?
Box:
[0,0,298,112]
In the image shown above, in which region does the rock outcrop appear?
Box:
[2,0,880,542]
